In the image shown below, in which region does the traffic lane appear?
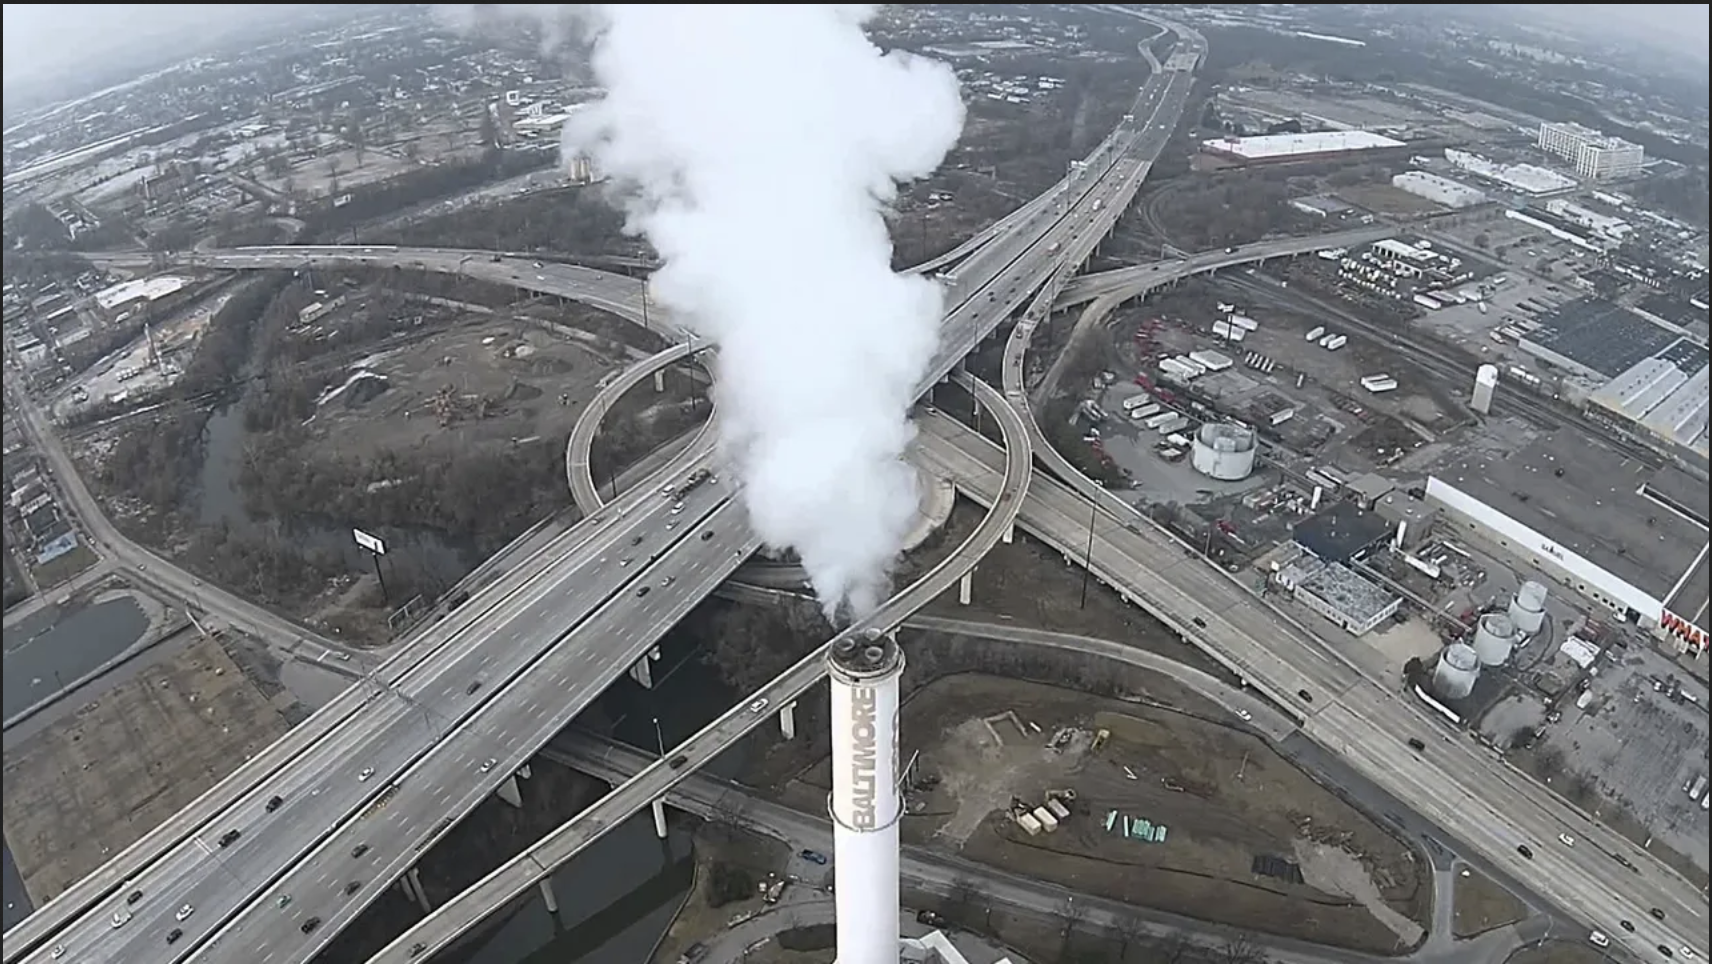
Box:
[230,523,765,964]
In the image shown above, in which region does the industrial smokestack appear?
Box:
[827,629,904,964]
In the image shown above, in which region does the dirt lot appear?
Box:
[1,634,292,904]
[788,675,1428,954]
[1451,868,1526,938]
[300,308,630,463]
[651,824,792,964]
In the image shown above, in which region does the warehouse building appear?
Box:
[1200,130,1406,167]
[1391,171,1488,209]
[1586,339,1710,461]
[1275,554,1401,636]
[1425,432,1708,658]
[1537,122,1645,181]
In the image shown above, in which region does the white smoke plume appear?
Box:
[560,5,965,619]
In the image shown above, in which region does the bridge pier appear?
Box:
[958,569,974,606]
[779,700,797,740]
[402,867,432,914]
[496,773,523,808]
[518,763,532,780]
[651,798,669,838]
[653,369,666,393]
[1002,522,1014,545]
[539,878,559,915]
[629,656,654,688]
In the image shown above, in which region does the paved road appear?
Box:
[988,266,1711,964]
[543,734,1523,964]
[364,373,1034,963]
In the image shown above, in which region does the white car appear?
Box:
[1588,931,1609,948]
[358,767,375,782]
[1234,708,1252,722]
[50,947,66,960]
[110,911,131,929]
[176,904,194,922]
[1558,832,1575,847]
[479,758,497,774]
[748,698,770,715]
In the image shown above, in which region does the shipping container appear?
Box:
[1324,334,1348,350]
[1131,403,1162,420]
[1305,325,1326,342]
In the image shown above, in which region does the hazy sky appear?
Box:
[1,4,326,90]
[1,3,1706,92]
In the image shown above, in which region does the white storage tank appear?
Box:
[1190,423,1257,481]
[1472,612,1517,667]
[1509,581,1547,636]
[1472,364,1499,415]
[1433,643,1480,701]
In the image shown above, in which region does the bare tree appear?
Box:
[1057,896,1089,959]
[947,876,986,928]
[1217,934,1271,964]
[1150,934,1196,964]
[1113,915,1152,963]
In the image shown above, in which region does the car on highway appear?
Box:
[277,895,292,908]
[1589,931,1609,948]
[302,917,322,934]
[670,501,685,515]
[358,767,376,782]
[1621,919,1635,932]
[1651,908,1667,920]
[1515,843,1533,859]
[352,844,370,858]
[1297,689,1314,703]
[1407,738,1426,751]
[702,531,714,541]
[49,947,66,960]
[1558,832,1575,846]
[467,680,483,695]
[480,758,498,774]
[166,929,184,945]
[662,576,676,587]
[1234,708,1252,722]
[345,880,363,896]
[799,849,827,865]
[637,586,651,598]
[218,829,242,848]
[127,889,144,905]
[266,794,284,812]
[748,698,770,714]
[175,903,194,922]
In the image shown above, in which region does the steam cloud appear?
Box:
[563,5,966,618]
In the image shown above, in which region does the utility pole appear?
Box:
[640,276,652,331]
[1078,501,1098,610]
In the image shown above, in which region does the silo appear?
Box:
[1471,365,1499,415]
[1508,581,1547,636]
[1433,643,1480,700]
[1190,423,1257,481]
[1472,613,1517,667]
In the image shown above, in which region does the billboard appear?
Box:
[352,528,387,555]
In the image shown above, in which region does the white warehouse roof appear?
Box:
[1202,130,1405,160]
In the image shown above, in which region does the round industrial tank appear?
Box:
[1508,581,1547,636]
[1433,643,1480,701]
[1190,423,1257,481]
[1472,612,1517,667]
[1476,364,1500,387]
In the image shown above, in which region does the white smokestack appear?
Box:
[561,6,966,618]
[827,630,904,964]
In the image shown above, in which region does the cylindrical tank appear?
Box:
[1190,423,1257,481]
[1433,643,1480,701]
[1472,612,1517,667]
[1509,581,1547,636]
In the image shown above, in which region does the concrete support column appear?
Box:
[653,370,666,393]
[1002,523,1014,545]
[651,798,669,838]
[958,569,974,606]
[630,657,654,689]
[779,700,797,740]
[539,878,559,915]
[518,763,532,780]
[496,773,523,808]
[406,867,432,914]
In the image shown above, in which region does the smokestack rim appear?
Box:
[827,628,903,681]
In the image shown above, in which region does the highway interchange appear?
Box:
[10,13,1705,964]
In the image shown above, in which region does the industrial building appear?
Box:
[1503,208,1606,253]
[1543,198,1632,245]
[1191,422,1257,482]
[1199,130,1406,166]
[1391,171,1488,209]
[1424,431,1709,657]
[1291,499,1392,564]
[1275,555,1401,636]
[1537,122,1646,181]
[1336,238,1474,303]
[1520,298,1681,380]
[1586,339,1710,460]
[1444,148,1576,196]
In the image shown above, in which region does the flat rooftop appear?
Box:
[1430,424,1708,616]
[1524,298,1680,380]
[1201,130,1405,160]
[1,635,292,903]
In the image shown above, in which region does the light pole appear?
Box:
[651,716,667,759]
[1078,502,1097,610]
[640,276,652,331]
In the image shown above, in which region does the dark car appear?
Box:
[1191,616,1207,628]
[166,929,183,944]
[345,881,363,896]
[466,680,482,695]
[1620,920,1635,932]
[301,917,322,934]
[410,945,428,958]
[1297,689,1314,703]
[218,830,242,848]
[701,531,714,541]
[637,586,650,597]
[1516,844,1533,859]
[916,909,947,927]
[127,890,144,905]
[265,795,284,813]
[351,844,369,859]
[668,755,689,770]
[1407,738,1426,751]
[1650,908,1666,921]
[798,849,828,865]
[1657,946,1673,959]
